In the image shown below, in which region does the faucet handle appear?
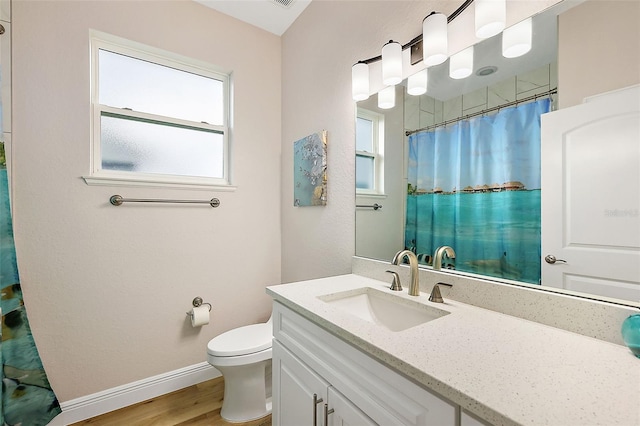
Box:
[429,282,453,303]
[385,270,402,291]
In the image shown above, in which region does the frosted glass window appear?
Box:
[356,109,383,193]
[356,155,374,189]
[356,117,374,152]
[89,32,230,187]
[99,50,224,125]
[101,114,223,178]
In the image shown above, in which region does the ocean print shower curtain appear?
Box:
[406,98,550,285]
[1,127,61,422]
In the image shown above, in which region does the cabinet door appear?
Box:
[461,410,490,426]
[326,386,376,426]
[273,340,329,426]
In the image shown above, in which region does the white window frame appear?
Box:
[356,108,385,195]
[84,30,234,190]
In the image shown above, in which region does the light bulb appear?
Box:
[407,70,428,96]
[352,62,370,101]
[378,86,395,109]
[382,40,403,86]
[475,0,506,39]
[502,17,532,58]
[449,46,473,79]
[423,12,448,67]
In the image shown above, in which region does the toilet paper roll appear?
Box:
[190,306,210,327]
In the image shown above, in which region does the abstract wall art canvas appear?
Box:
[294,130,327,207]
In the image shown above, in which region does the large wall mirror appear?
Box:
[355,0,640,307]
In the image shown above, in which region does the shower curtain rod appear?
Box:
[109,195,221,208]
[405,88,557,136]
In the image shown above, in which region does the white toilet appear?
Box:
[207,316,273,423]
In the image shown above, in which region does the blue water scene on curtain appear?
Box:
[405,98,550,285]
[1,145,61,424]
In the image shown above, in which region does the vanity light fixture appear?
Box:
[407,69,428,96]
[475,0,506,39]
[449,46,474,79]
[502,17,532,58]
[381,40,403,86]
[378,86,396,109]
[351,0,536,101]
[352,62,370,101]
[422,12,448,66]
[351,0,472,99]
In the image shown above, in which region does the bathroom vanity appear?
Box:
[267,274,639,426]
[271,302,456,425]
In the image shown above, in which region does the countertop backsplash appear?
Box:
[352,256,638,346]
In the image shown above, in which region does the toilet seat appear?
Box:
[207,323,272,357]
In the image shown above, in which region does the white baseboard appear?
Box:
[49,362,221,425]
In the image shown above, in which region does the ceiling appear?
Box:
[194,0,312,36]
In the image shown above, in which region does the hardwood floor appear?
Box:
[71,377,272,426]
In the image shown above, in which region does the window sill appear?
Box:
[356,192,387,199]
[83,173,237,191]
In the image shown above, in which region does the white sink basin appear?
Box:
[318,287,449,332]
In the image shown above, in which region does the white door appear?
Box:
[272,340,329,426]
[326,386,376,426]
[541,85,640,303]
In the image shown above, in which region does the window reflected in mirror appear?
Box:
[356,109,384,194]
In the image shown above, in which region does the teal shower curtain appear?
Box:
[0,94,61,424]
[405,98,550,284]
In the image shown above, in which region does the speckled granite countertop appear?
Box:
[267,274,640,426]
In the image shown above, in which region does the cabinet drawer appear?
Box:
[273,302,457,426]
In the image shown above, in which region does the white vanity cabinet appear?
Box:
[460,411,491,426]
[272,302,458,426]
[327,386,379,425]
[274,340,376,425]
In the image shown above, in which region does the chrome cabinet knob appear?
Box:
[312,394,323,426]
[324,404,334,425]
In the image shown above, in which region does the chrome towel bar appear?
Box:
[356,203,382,210]
[109,195,220,208]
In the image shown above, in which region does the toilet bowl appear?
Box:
[207,317,273,423]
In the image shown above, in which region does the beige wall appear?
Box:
[558,0,640,108]
[280,1,451,283]
[12,1,281,400]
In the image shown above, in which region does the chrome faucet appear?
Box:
[433,246,456,271]
[391,250,420,296]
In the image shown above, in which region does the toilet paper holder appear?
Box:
[186,297,212,316]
